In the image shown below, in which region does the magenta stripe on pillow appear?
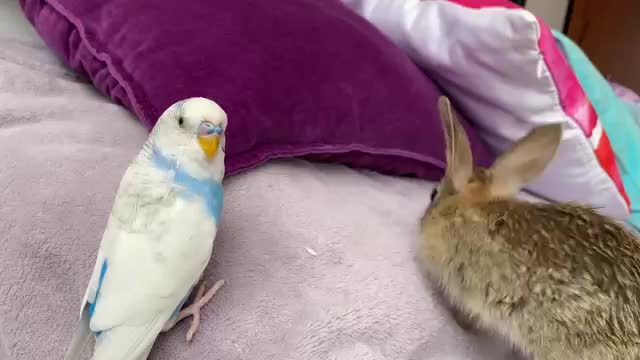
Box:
[449,0,630,211]
[532,7,630,208]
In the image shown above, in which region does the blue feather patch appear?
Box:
[88,260,108,336]
[151,147,224,222]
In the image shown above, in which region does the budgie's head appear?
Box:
[150,97,227,181]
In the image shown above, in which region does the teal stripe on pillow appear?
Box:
[554,31,640,231]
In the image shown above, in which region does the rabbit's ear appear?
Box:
[489,124,562,198]
[438,96,473,191]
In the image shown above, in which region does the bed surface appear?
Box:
[0,1,522,359]
[0,0,39,41]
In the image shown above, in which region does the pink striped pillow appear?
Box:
[342,0,630,219]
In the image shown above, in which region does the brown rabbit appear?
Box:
[419,96,640,360]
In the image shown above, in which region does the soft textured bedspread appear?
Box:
[0,6,520,360]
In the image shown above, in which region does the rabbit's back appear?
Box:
[483,200,640,296]
[448,200,640,356]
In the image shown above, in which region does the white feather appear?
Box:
[64,98,227,360]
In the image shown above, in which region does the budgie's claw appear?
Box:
[176,279,225,342]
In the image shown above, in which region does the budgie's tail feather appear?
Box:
[64,307,92,360]
[91,316,166,360]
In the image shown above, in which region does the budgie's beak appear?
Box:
[197,121,223,160]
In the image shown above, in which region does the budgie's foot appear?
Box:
[175,279,225,342]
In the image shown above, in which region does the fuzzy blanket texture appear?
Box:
[0,2,521,359]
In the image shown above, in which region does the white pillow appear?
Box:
[342,0,631,219]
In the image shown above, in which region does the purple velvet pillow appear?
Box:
[20,0,493,178]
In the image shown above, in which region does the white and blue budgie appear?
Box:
[64,97,228,360]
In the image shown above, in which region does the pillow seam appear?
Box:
[41,0,150,128]
[227,143,445,176]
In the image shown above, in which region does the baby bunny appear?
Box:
[419,96,640,360]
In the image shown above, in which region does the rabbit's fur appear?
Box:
[419,96,640,360]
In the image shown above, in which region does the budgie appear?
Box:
[64,97,228,360]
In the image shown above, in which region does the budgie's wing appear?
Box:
[65,164,217,360]
[63,306,91,360]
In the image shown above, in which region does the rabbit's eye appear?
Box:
[430,188,438,202]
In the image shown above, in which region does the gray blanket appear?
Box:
[0,2,519,358]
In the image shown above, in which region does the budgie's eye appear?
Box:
[178,117,184,127]
[430,188,438,202]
